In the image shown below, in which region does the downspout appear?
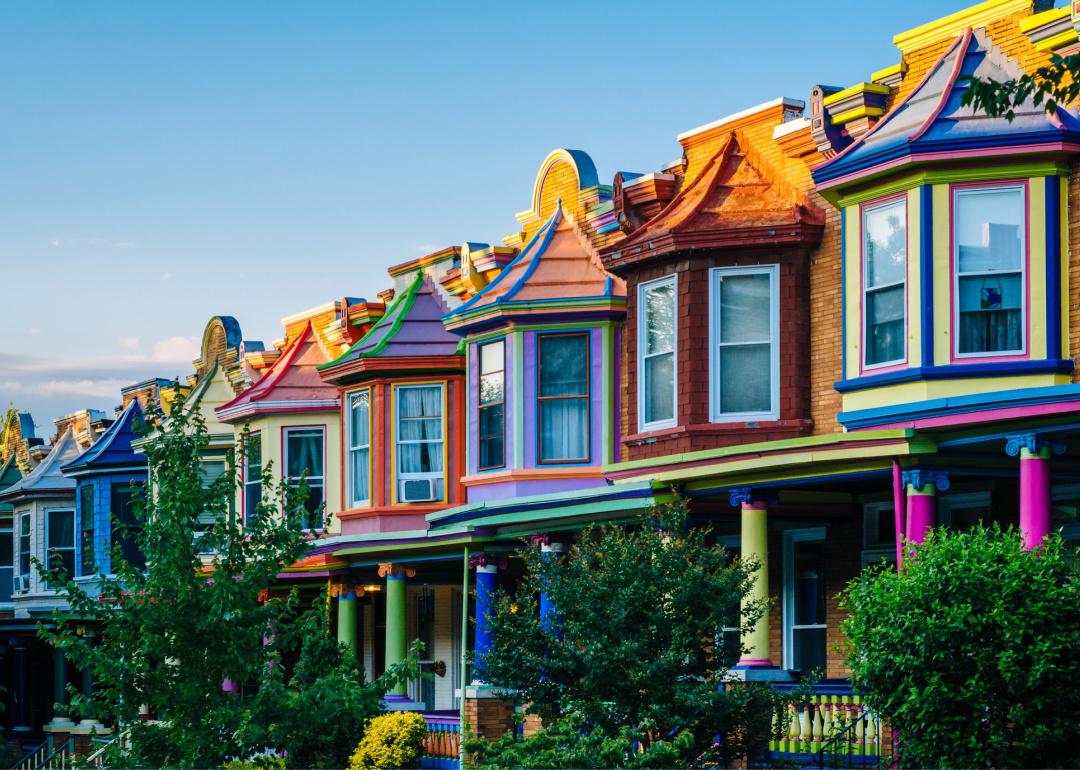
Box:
[892,460,906,569]
[459,544,470,768]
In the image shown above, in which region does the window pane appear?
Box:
[644,281,675,355]
[349,393,370,448]
[644,352,675,424]
[866,285,905,364]
[398,442,444,473]
[956,188,1023,274]
[480,340,504,375]
[864,200,907,288]
[49,511,75,549]
[479,435,504,470]
[350,447,370,504]
[540,398,589,461]
[719,344,770,414]
[480,372,504,406]
[398,386,443,420]
[286,431,324,478]
[479,403,503,437]
[112,486,144,571]
[794,539,825,626]
[958,274,1022,354]
[0,531,11,563]
[539,336,588,397]
[81,484,96,576]
[794,627,826,673]
[719,274,771,344]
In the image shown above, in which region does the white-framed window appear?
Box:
[638,275,678,431]
[863,197,907,368]
[395,384,445,503]
[783,527,826,673]
[45,508,76,588]
[709,265,779,422]
[718,533,742,666]
[0,527,12,602]
[862,501,897,569]
[537,333,590,463]
[478,340,506,471]
[939,491,992,531]
[347,390,372,507]
[243,432,262,526]
[284,426,326,529]
[197,458,228,536]
[954,184,1026,357]
[17,511,30,592]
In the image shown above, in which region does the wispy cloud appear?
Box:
[118,336,142,351]
[152,336,197,363]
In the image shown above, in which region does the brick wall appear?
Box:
[463,696,515,742]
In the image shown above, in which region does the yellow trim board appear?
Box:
[894,0,1031,54]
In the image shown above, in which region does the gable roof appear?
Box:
[61,400,145,476]
[216,322,339,422]
[444,202,626,332]
[603,132,824,270]
[814,28,1080,189]
[0,428,81,501]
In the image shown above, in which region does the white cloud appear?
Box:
[152,336,198,363]
[38,379,130,398]
[118,336,142,351]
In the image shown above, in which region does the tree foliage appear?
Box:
[961,53,1079,120]
[474,499,785,766]
[841,524,1080,769]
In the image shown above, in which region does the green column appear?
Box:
[337,588,358,659]
[736,493,773,668]
[385,571,407,695]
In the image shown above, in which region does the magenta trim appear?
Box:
[908,28,973,143]
[858,192,911,376]
[1019,455,1051,550]
[905,492,935,546]
[733,657,775,669]
[870,398,1080,431]
[892,460,906,568]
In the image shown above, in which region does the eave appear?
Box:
[318,354,464,386]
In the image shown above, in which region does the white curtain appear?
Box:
[398,386,443,474]
[350,393,371,504]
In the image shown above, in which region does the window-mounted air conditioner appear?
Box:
[400,478,436,503]
[16,574,30,593]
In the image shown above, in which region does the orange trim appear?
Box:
[460,467,604,486]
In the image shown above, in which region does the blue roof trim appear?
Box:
[62,401,144,474]
[835,359,1074,393]
[565,149,600,189]
[429,482,656,528]
[838,382,1080,429]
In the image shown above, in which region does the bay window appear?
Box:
[639,275,677,430]
[538,333,590,463]
[395,384,445,503]
[478,340,506,470]
[710,265,778,420]
[284,427,325,529]
[46,508,76,587]
[348,391,372,507]
[244,432,262,525]
[954,185,1025,356]
[0,529,11,602]
[18,511,30,590]
[112,484,144,570]
[863,198,907,367]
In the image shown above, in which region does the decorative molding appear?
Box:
[892,0,1034,55]
[901,469,950,493]
[328,583,365,598]
[1004,432,1067,457]
[377,562,416,579]
[729,487,754,507]
[468,553,508,570]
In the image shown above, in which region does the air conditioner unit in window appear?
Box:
[17,574,30,593]
[400,478,436,503]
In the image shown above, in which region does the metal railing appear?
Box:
[10,738,74,770]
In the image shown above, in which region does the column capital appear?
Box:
[902,469,950,493]
[530,533,564,553]
[329,582,365,599]
[1005,432,1066,458]
[468,553,507,571]
[378,562,416,579]
[729,487,767,508]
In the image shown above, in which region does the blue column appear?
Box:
[473,561,498,683]
[538,540,563,632]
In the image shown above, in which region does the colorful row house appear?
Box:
[7,0,1080,764]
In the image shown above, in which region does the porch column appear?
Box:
[1008,434,1056,550]
[380,562,413,696]
[731,488,772,668]
[336,586,359,658]
[536,537,563,632]
[51,645,73,725]
[902,470,949,546]
[471,554,501,683]
[13,641,30,732]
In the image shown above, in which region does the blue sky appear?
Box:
[1,0,983,434]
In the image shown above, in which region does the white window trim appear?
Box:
[16,511,31,594]
[708,264,780,423]
[782,526,826,671]
[347,390,372,507]
[862,197,908,370]
[952,184,1027,359]
[243,431,262,521]
[45,507,76,590]
[283,426,326,529]
[394,382,447,503]
[637,274,678,432]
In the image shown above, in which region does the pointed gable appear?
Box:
[444,203,626,332]
[0,428,81,501]
[814,28,1080,190]
[216,322,340,422]
[604,132,824,271]
[61,401,145,475]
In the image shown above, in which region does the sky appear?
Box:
[1,0,997,436]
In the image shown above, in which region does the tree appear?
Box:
[38,400,352,767]
[474,499,780,766]
[961,53,1079,119]
[840,524,1080,769]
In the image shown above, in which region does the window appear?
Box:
[862,501,897,569]
[710,265,779,420]
[111,484,144,571]
[46,509,76,587]
[395,385,445,503]
[244,432,263,525]
[863,198,907,367]
[284,427,325,529]
[639,276,677,430]
[940,491,991,531]
[80,483,96,576]
[783,528,826,674]
[18,512,30,587]
[0,529,12,603]
[718,535,741,667]
[478,341,505,470]
[197,459,227,533]
[348,391,371,506]
[954,185,1025,356]
[538,334,590,463]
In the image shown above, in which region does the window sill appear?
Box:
[835,358,1074,393]
[623,420,812,446]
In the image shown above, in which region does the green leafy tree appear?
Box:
[961,53,1078,119]
[841,524,1080,769]
[474,499,781,766]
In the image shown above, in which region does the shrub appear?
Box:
[841,524,1080,768]
[349,711,429,770]
[223,752,287,770]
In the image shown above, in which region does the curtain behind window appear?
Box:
[539,335,589,462]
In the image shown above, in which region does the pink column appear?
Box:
[901,470,948,547]
[1019,446,1051,550]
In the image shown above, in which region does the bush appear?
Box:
[841,524,1080,768]
[348,711,429,770]
[223,753,287,770]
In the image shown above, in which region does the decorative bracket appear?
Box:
[901,469,950,493]
[329,583,365,598]
[468,553,508,570]
[729,487,754,507]
[1005,432,1067,457]
[377,562,416,579]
